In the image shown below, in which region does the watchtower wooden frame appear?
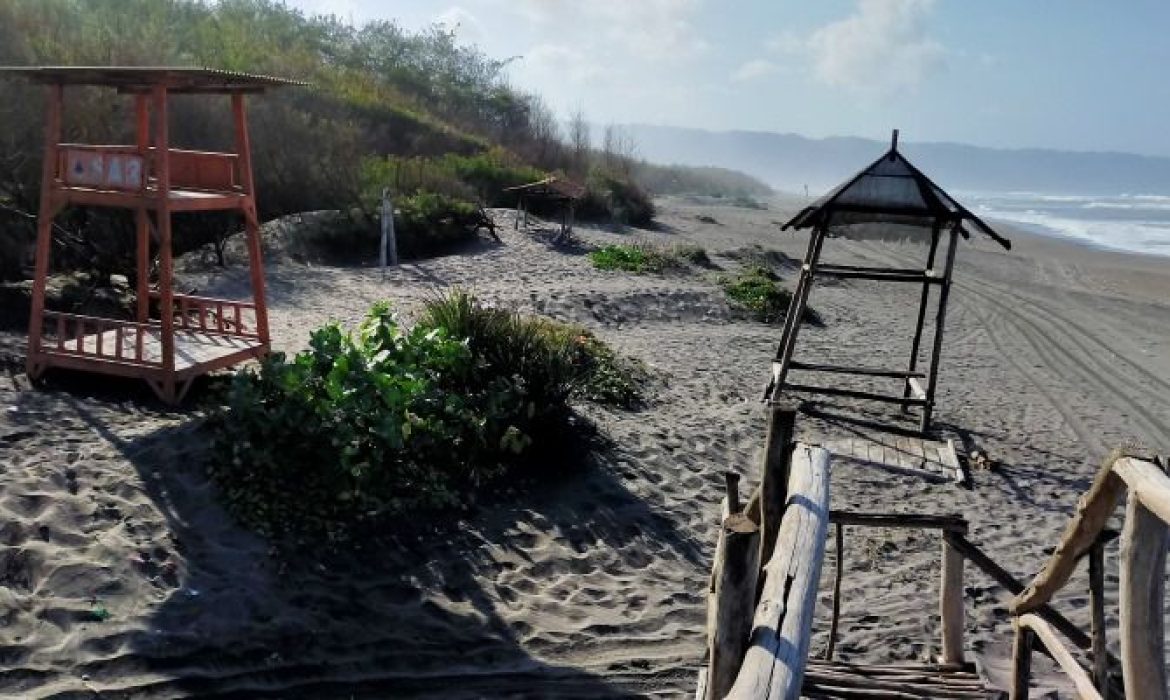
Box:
[765,131,1012,433]
[1,67,301,403]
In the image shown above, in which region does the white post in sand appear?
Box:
[380,187,398,278]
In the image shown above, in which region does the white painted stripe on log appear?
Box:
[726,444,830,700]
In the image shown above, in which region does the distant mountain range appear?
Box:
[623,124,1170,196]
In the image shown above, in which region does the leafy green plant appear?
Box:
[206,293,642,540]
[719,265,818,324]
[589,244,661,273]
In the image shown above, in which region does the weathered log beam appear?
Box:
[1012,455,1126,614]
[788,361,925,379]
[829,511,967,532]
[728,444,831,700]
[782,382,927,406]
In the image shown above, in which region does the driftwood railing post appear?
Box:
[1088,541,1109,698]
[1119,485,1168,700]
[1010,620,1034,700]
[727,444,830,700]
[757,406,795,597]
[705,473,761,699]
[940,536,966,664]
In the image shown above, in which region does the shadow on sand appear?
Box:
[22,375,701,698]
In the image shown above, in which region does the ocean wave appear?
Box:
[979,207,1170,257]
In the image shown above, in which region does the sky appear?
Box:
[281,0,1170,157]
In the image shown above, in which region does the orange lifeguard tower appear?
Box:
[1,67,300,403]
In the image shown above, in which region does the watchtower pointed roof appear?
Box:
[783,130,1010,249]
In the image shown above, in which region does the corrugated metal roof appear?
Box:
[0,66,305,93]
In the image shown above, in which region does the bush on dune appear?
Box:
[718,265,821,325]
[206,292,642,540]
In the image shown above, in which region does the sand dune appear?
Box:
[0,197,1168,697]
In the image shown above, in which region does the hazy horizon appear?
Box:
[280,0,1170,159]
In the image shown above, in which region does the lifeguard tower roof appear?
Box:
[0,66,304,93]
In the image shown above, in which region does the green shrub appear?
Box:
[719,265,811,324]
[589,243,667,273]
[206,293,641,540]
[588,242,709,273]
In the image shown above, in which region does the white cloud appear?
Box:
[731,59,780,82]
[513,43,605,85]
[800,0,945,95]
[510,0,707,62]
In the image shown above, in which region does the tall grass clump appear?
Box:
[206,292,642,540]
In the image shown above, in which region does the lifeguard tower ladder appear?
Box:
[1,67,300,403]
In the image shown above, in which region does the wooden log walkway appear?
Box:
[821,435,963,484]
[802,660,991,699]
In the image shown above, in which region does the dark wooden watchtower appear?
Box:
[765,130,1011,433]
[1,66,300,403]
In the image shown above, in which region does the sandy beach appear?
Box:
[1,195,1168,698]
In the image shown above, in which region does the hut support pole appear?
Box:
[920,224,960,434]
[233,93,269,346]
[770,221,827,396]
[135,94,151,324]
[27,83,63,377]
[904,219,942,408]
[152,84,176,403]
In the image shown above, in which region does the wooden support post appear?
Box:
[1088,541,1109,699]
[27,83,63,376]
[824,522,844,660]
[514,196,522,229]
[135,93,150,324]
[706,511,762,699]
[1119,490,1168,700]
[724,471,741,514]
[769,222,826,396]
[940,537,966,664]
[233,93,269,347]
[904,220,941,407]
[152,84,175,402]
[757,406,796,591]
[1010,621,1033,700]
[920,224,960,434]
[728,445,830,700]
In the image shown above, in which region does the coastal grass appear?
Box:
[719,265,819,324]
[206,292,642,541]
[589,242,711,273]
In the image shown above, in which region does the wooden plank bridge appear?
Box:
[697,408,1169,700]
